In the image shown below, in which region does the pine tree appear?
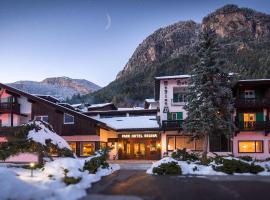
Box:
[184,28,234,162]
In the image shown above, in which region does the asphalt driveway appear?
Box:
[82,170,270,200]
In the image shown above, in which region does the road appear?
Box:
[82,170,270,200]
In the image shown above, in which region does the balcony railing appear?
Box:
[162,120,183,130]
[236,121,270,131]
[0,126,20,136]
[0,102,20,114]
[171,99,187,106]
[235,98,270,108]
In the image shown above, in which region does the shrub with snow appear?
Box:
[214,159,264,174]
[0,154,120,200]
[152,161,182,175]
[0,120,74,163]
[171,148,199,162]
[147,154,270,176]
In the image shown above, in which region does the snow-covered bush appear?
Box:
[171,148,199,162]
[0,120,74,164]
[237,156,253,162]
[83,147,110,173]
[213,159,264,174]
[152,161,182,175]
[63,169,82,185]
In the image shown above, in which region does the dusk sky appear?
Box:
[0,0,270,86]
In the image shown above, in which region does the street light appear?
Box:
[30,162,35,177]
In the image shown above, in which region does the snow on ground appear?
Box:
[0,157,120,200]
[27,121,71,150]
[146,157,270,176]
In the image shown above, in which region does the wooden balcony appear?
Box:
[0,102,20,114]
[162,120,183,130]
[235,98,270,108]
[236,121,270,132]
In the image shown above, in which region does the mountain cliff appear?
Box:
[8,77,101,100]
[70,4,270,105]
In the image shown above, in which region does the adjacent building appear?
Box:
[0,83,106,158]
[233,79,270,159]
[154,75,230,157]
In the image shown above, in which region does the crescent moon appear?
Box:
[105,14,111,30]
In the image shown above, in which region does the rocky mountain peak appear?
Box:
[116,20,200,79]
[202,4,270,41]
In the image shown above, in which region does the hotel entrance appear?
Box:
[117,133,161,160]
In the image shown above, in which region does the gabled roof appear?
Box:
[0,82,105,125]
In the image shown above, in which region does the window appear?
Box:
[195,138,203,151]
[173,87,187,103]
[64,113,74,124]
[167,136,202,151]
[68,142,77,154]
[150,141,157,153]
[244,90,255,99]
[244,113,255,122]
[168,112,183,120]
[175,137,194,150]
[0,97,14,103]
[100,142,107,149]
[80,142,95,156]
[34,115,48,123]
[243,113,255,128]
[167,136,175,151]
[48,147,58,157]
[238,141,263,153]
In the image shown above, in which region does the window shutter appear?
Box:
[240,91,245,99]
[238,113,244,127]
[177,112,183,120]
[167,113,172,120]
[256,112,264,121]
[255,90,262,99]
[238,113,244,122]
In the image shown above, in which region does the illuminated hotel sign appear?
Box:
[120,133,158,139]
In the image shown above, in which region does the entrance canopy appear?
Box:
[94,115,160,132]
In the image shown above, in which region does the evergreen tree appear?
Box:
[184,28,234,162]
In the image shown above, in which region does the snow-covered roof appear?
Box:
[88,103,113,108]
[94,115,159,131]
[117,107,144,111]
[238,79,270,82]
[71,103,83,108]
[155,75,191,80]
[145,99,156,103]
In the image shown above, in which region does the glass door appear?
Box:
[134,142,146,159]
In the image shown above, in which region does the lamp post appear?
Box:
[30,162,35,177]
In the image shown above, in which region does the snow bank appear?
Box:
[146,157,225,175]
[0,157,120,200]
[147,157,270,176]
[27,121,71,150]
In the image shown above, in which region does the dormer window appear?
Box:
[64,113,74,124]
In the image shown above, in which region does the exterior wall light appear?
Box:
[30,162,35,177]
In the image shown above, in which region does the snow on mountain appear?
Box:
[7,77,101,99]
